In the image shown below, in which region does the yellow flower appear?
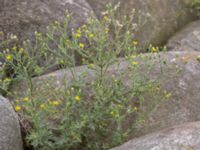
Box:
[66,39,70,45]
[54,21,60,26]
[89,33,94,38]
[5,54,13,61]
[35,32,42,37]
[77,28,81,34]
[151,46,158,53]
[12,46,17,51]
[59,60,64,64]
[132,40,138,46]
[132,61,138,66]
[133,107,138,112]
[76,33,81,38]
[4,78,11,83]
[40,104,45,109]
[48,99,52,105]
[19,48,24,53]
[110,111,115,116]
[15,106,21,112]
[81,24,87,29]
[110,110,118,117]
[88,63,95,68]
[75,95,81,102]
[165,93,172,99]
[131,54,137,59]
[52,101,59,106]
[24,97,29,102]
[15,99,20,103]
[105,28,109,34]
[103,16,108,21]
[79,43,85,48]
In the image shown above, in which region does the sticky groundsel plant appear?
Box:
[0,3,171,150]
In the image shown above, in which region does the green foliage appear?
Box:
[0,3,169,150]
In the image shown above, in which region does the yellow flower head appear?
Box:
[75,95,81,102]
[89,33,94,38]
[151,46,158,53]
[36,32,42,37]
[132,61,138,66]
[77,28,81,34]
[59,60,64,64]
[103,16,108,21]
[105,28,109,34]
[66,39,70,45]
[81,24,87,29]
[131,54,137,59]
[15,99,20,103]
[4,78,11,83]
[110,110,118,117]
[132,40,138,46]
[5,54,13,61]
[24,97,29,102]
[79,43,85,48]
[76,33,81,38]
[133,107,138,112]
[40,104,45,109]
[52,101,59,106]
[15,106,21,112]
[12,46,17,51]
[19,48,24,53]
[88,63,95,68]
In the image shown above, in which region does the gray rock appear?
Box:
[111,121,200,150]
[0,0,197,49]
[11,51,200,139]
[167,20,200,52]
[0,96,23,150]
[86,0,197,48]
[0,0,93,43]
[0,0,94,72]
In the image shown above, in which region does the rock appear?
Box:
[0,0,94,72]
[0,0,93,43]
[111,121,200,150]
[0,0,197,49]
[86,0,197,48]
[0,96,23,150]
[11,51,200,139]
[167,20,200,52]
[135,51,200,136]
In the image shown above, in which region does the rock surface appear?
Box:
[87,0,197,48]
[0,0,93,42]
[167,20,200,52]
[11,51,200,139]
[111,121,200,150]
[0,96,23,150]
[0,0,197,48]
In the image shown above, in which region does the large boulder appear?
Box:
[0,0,93,43]
[0,0,197,49]
[11,51,200,138]
[111,121,200,150]
[167,20,200,52]
[0,96,23,150]
[86,0,197,48]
